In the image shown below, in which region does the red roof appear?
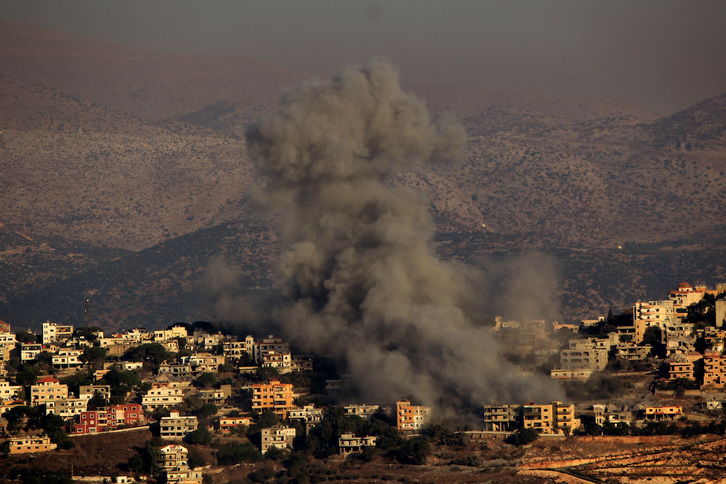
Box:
[37,376,60,383]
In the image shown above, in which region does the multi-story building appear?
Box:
[482,404,521,432]
[142,382,189,409]
[668,282,706,320]
[153,326,188,343]
[223,336,255,362]
[180,353,226,374]
[593,404,633,426]
[338,433,377,456]
[160,411,198,439]
[343,404,380,419]
[557,339,608,372]
[253,336,289,364]
[396,400,430,432]
[669,352,702,381]
[52,348,84,369]
[46,397,87,418]
[523,401,580,435]
[291,355,314,372]
[644,406,682,421]
[73,403,146,434]
[261,351,292,373]
[702,352,726,388]
[251,379,295,418]
[9,435,57,454]
[31,376,69,406]
[260,426,296,453]
[20,344,43,363]
[219,416,252,433]
[42,322,74,345]
[633,300,676,343]
[0,380,21,402]
[159,444,188,471]
[289,405,324,433]
[79,384,111,401]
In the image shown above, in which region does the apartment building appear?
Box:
[79,384,111,401]
[396,400,431,432]
[142,382,189,409]
[668,282,705,320]
[20,343,43,363]
[223,336,255,362]
[702,352,726,388]
[74,403,146,434]
[557,339,608,372]
[31,376,68,405]
[289,405,324,433]
[180,353,226,374]
[669,352,702,381]
[0,380,21,402]
[260,426,296,453]
[253,336,289,364]
[338,433,377,456]
[523,401,580,435]
[633,300,676,343]
[593,404,633,426]
[251,379,295,418]
[46,397,87,418]
[52,348,84,369]
[42,322,74,345]
[160,411,198,439]
[482,404,521,432]
[261,351,292,373]
[159,444,188,471]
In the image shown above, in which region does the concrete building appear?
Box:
[223,336,255,361]
[523,401,581,435]
[251,379,295,418]
[253,335,289,364]
[396,400,430,432]
[51,348,84,369]
[46,397,87,418]
[219,416,252,433]
[42,322,74,345]
[338,433,377,456]
[260,426,296,453]
[593,404,633,426]
[669,353,702,381]
[633,300,676,343]
[668,282,705,320]
[9,435,57,454]
[482,404,521,432]
[31,376,68,406]
[703,352,726,388]
[142,382,189,409]
[0,380,21,402]
[644,406,682,421]
[343,404,380,419]
[160,411,198,439]
[557,339,608,372]
[20,344,43,363]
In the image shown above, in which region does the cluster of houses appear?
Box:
[0,281,724,482]
[492,282,726,386]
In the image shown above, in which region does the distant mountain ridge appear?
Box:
[0,21,724,330]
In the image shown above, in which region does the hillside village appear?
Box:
[0,281,726,483]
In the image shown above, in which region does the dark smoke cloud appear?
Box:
[210,59,562,416]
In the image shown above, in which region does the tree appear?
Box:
[193,372,216,388]
[184,426,213,446]
[15,331,37,344]
[82,346,107,370]
[216,441,262,465]
[505,427,539,446]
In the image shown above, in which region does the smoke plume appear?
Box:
[214,59,562,415]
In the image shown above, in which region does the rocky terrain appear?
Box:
[0,20,724,331]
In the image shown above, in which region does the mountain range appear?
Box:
[1,20,724,332]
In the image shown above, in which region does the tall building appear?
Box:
[251,379,295,418]
[396,400,430,432]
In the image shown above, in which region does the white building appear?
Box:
[260,426,296,454]
[42,322,74,345]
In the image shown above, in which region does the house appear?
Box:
[30,376,68,406]
[557,339,608,372]
[219,416,252,433]
[46,397,87,418]
[289,405,324,433]
[593,404,633,426]
[223,336,255,362]
[79,384,111,401]
[338,433,377,455]
[251,379,295,418]
[180,353,226,374]
[260,426,296,453]
[9,435,57,454]
[644,405,682,421]
[523,401,581,435]
[160,411,198,439]
[261,351,292,373]
[396,400,430,432]
[343,404,380,419]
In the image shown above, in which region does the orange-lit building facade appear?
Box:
[251,379,295,418]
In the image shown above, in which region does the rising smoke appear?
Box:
[210,59,562,416]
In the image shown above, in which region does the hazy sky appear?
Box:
[2,0,725,114]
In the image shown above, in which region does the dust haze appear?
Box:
[207,59,563,416]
